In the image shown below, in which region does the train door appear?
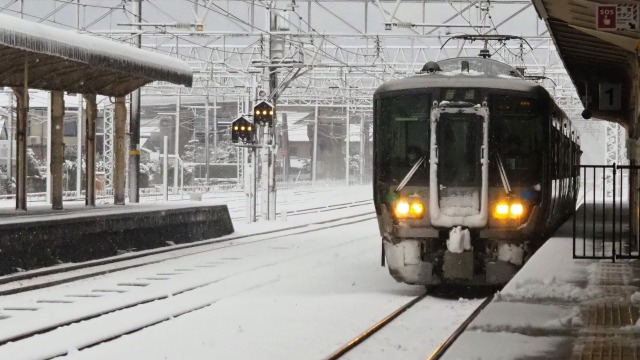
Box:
[429,101,490,228]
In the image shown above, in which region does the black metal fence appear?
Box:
[573,163,639,261]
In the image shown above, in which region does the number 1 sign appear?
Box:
[599,82,621,111]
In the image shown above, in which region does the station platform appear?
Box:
[0,200,233,276]
[443,202,640,360]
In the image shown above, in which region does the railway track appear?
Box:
[323,292,493,360]
[0,214,379,359]
[0,200,372,296]
[324,292,430,360]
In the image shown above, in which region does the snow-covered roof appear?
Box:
[0,13,192,96]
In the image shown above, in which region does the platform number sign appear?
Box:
[599,83,621,111]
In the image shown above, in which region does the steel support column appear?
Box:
[128,0,142,203]
[76,94,82,197]
[12,58,28,211]
[50,90,64,210]
[84,93,97,207]
[174,91,180,193]
[114,96,126,205]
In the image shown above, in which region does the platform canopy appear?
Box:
[532,0,637,127]
[0,12,193,96]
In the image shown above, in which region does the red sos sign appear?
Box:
[597,5,616,29]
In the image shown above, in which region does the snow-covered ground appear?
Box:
[0,184,483,360]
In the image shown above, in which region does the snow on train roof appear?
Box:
[0,12,192,95]
[373,57,541,96]
[373,74,544,97]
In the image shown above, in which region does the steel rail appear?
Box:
[324,292,429,360]
[0,206,373,296]
[0,215,377,351]
[428,295,494,360]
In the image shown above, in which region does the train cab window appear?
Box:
[375,93,430,184]
[489,96,543,186]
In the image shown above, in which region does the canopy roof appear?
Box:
[532,0,636,126]
[0,13,193,96]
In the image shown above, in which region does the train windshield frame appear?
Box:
[375,92,431,185]
[436,112,484,187]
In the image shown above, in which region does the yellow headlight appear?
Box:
[495,203,509,215]
[411,202,424,216]
[395,201,410,216]
[510,203,524,216]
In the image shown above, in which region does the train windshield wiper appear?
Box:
[495,153,512,196]
[395,156,426,193]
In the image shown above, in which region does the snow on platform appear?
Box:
[443,204,640,359]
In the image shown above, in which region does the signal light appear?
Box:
[231,116,255,144]
[253,100,275,127]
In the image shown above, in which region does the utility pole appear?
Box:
[128,0,142,202]
[76,94,82,197]
[205,95,209,184]
[174,90,180,193]
[262,6,283,221]
[7,94,12,189]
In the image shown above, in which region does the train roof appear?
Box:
[374,57,547,98]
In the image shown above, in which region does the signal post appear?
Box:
[231,101,275,223]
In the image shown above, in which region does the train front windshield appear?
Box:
[489,96,544,186]
[375,93,430,185]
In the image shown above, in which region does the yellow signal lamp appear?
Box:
[233,126,239,131]
[247,126,252,131]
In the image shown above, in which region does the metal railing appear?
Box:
[572,163,639,261]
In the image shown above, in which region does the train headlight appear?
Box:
[394,199,425,219]
[495,203,509,216]
[395,201,410,217]
[411,203,424,217]
[493,201,525,220]
[510,203,524,216]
